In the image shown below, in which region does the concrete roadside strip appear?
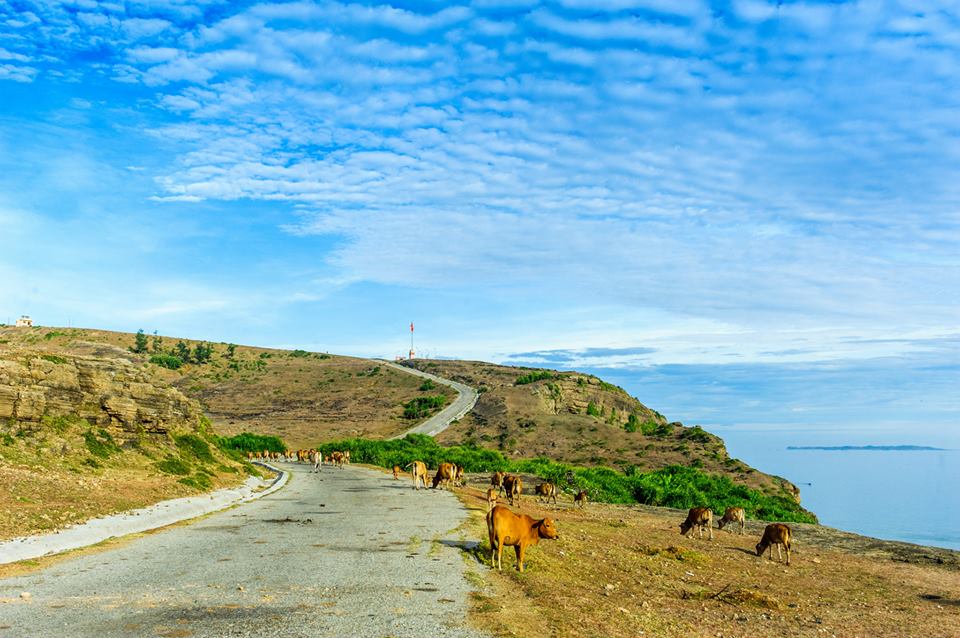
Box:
[0,461,288,565]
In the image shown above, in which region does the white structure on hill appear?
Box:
[15,315,33,327]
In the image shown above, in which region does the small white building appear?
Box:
[15,315,33,328]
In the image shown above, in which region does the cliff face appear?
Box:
[0,352,201,440]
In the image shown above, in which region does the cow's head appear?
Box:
[537,518,559,540]
[679,520,693,535]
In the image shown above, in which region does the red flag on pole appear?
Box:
[410,322,414,332]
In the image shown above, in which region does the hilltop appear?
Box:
[404,359,802,504]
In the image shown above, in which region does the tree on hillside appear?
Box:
[193,342,214,364]
[151,332,163,354]
[174,340,191,362]
[226,343,237,359]
[131,329,148,354]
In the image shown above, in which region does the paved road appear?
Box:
[0,464,489,638]
[382,362,478,439]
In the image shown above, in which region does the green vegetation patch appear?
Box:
[312,435,816,523]
[174,433,214,464]
[402,395,447,419]
[216,432,286,454]
[156,456,192,476]
[514,370,557,385]
[40,354,68,365]
[418,379,436,391]
[178,473,213,490]
[149,353,183,370]
[83,428,120,459]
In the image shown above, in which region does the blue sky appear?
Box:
[2,0,958,445]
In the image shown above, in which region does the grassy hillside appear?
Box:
[0,326,450,448]
[404,359,801,503]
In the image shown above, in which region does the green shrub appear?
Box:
[289,349,312,358]
[586,402,601,417]
[625,414,640,432]
[402,396,447,419]
[641,420,672,437]
[150,354,183,370]
[175,434,214,463]
[418,380,436,391]
[83,429,120,459]
[216,432,286,454]
[515,370,556,385]
[40,354,67,364]
[680,425,712,443]
[156,456,192,475]
[178,473,213,490]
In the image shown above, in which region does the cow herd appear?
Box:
[264,452,795,572]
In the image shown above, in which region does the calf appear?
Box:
[503,475,522,506]
[679,507,714,540]
[573,490,588,508]
[310,450,322,473]
[407,461,428,490]
[535,482,558,505]
[486,505,559,572]
[718,507,745,535]
[392,465,401,480]
[432,462,456,490]
[486,488,498,512]
[454,465,465,487]
[756,523,792,565]
[491,471,506,496]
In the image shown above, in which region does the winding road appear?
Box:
[383,361,478,439]
[0,463,489,638]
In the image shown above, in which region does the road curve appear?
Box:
[0,463,489,638]
[382,361,478,439]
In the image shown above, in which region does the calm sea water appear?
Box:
[720,433,960,550]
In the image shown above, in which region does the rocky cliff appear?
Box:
[0,351,202,440]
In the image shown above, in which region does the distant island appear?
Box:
[787,445,947,451]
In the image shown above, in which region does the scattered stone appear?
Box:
[20,592,31,600]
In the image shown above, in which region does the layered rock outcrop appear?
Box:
[0,352,200,440]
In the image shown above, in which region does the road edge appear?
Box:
[382,360,479,439]
[0,461,289,566]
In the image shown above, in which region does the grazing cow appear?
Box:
[491,471,506,496]
[310,450,322,473]
[718,507,746,535]
[407,461,428,490]
[535,482,558,505]
[486,505,559,572]
[679,507,714,540]
[343,450,351,465]
[454,465,465,487]
[486,488,498,512]
[330,451,345,468]
[756,523,792,565]
[432,462,456,490]
[503,475,522,506]
[392,465,401,480]
[573,490,588,508]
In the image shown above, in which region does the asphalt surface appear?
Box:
[0,464,490,638]
[383,362,478,439]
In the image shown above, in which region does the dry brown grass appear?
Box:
[1,326,447,448]
[453,485,960,638]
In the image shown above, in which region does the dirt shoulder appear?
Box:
[451,479,960,638]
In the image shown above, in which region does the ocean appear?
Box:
[577,366,960,552]
[721,432,960,551]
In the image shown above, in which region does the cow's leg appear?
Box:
[739,520,744,535]
[777,544,783,562]
[785,543,791,566]
[515,545,524,572]
[709,523,714,541]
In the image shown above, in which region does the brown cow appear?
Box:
[756,523,792,565]
[574,490,588,508]
[491,471,506,496]
[718,507,745,535]
[486,488,498,512]
[392,465,401,480]
[679,507,714,540]
[503,475,522,506]
[486,505,559,572]
[310,450,322,473]
[432,462,456,490]
[535,482,558,505]
[454,465,465,487]
[407,461,428,490]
